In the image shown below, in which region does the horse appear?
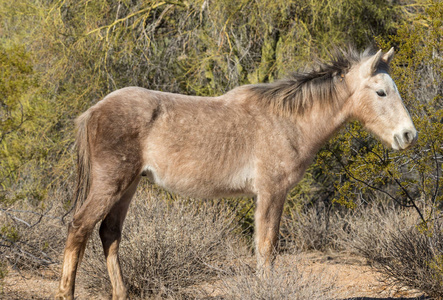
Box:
[56,48,417,299]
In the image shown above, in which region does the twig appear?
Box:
[430,141,440,206]
[386,169,426,224]
[328,149,414,208]
[0,208,60,220]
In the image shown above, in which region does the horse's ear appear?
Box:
[382,47,395,64]
[370,49,383,74]
[361,50,383,77]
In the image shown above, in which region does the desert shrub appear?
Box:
[0,0,402,208]
[0,259,6,293]
[305,0,442,216]
[0,201,66,270]
[219,254,336,300]
[281,2,442,293]
[347,211,443,299]
[318,2,443,295]
[82,185,248,299]
[280,201,347,251]
[281,196,422,249]
[282,199,443,298]
[279,0,442,260]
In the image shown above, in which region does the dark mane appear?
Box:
[249,48,389,116]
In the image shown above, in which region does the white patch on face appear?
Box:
[385,77,413,123]
[382,75,417,149]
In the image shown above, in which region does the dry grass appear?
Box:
[2,183,441,299]
[0,184,339,299]
[345,208,443,299]
[218,254,337,300]
[280,202,347,251]
[82,185,249,299]
[281,200,443,299]
[0,196,67,271]
[80,185,340,299]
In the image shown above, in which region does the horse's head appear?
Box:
[348,48,417,150]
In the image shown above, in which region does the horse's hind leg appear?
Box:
[56,189,112,299]
[99,177,140,300]
[56,178,136,299]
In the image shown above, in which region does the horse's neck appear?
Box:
[294,97,351,156]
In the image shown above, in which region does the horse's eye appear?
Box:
[376,90,387,97]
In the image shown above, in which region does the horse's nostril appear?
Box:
[403,130,416,144]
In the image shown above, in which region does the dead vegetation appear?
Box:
[1,186,438,299]
[0,203,66,271]
[81,185,249,299]
[347,209,443,299]
[281,199,442,299]
[218,254,337,300]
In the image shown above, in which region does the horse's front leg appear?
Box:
[254,192,286,271]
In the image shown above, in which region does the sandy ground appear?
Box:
[294,252,426,300]
[2,252,428,300]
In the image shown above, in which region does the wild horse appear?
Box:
[56,48,417,299]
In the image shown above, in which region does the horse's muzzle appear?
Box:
[393,129,418,150]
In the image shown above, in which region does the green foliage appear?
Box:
[0,44,35,199]
[0,0,401,207]
[1,224,20,243]
[0,0,440,227]
[429,254,443,284]
[309,1,443,219]
[0,259,6,293]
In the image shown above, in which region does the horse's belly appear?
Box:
[142,163,255,198]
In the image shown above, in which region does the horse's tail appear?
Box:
[73,110,93,214]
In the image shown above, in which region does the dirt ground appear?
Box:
[2,252,428,300]
[293,252,427,300]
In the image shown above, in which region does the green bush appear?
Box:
[308,0,442,217]
[0,0,401,206]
